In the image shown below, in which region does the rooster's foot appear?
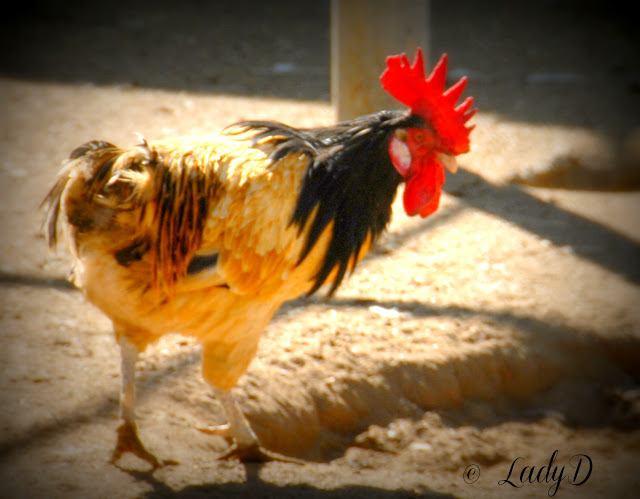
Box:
[216,442,305,464]
[197,424,303,464]
[110,421,178,471]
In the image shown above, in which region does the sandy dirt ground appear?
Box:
[1,1,639,497]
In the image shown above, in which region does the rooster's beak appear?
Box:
[437,153,458,174]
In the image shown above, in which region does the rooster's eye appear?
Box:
[413,130,426,143]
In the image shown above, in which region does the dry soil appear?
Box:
[1,2,639,498]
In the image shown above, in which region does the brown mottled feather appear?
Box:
[43,127,344,387]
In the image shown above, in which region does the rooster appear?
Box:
[43,49,475,468]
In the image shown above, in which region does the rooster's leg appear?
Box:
[110,334,175,470]
[201,386,303,464]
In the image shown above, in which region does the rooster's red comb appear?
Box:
[380,48,476,155]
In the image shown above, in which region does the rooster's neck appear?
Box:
[290,110,419,295]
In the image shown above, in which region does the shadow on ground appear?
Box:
[133,465,455,499]
[2,1,637,133]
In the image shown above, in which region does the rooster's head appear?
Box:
[380,48,476,217]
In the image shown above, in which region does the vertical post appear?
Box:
[331,0,430,121]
